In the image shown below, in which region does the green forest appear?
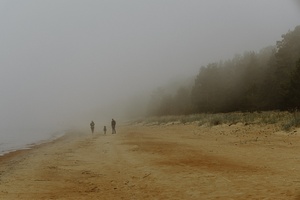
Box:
[148,25,300,116]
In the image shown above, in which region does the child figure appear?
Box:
[103,126,107,135]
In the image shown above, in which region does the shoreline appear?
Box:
[0,131,85,185]
[0,130,66,157]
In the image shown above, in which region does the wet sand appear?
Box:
[0,124,300,199]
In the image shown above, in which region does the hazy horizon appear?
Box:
[0,0,299,138]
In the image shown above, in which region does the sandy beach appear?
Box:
[0,123,299,199]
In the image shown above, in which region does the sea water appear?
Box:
[0,129,65,156]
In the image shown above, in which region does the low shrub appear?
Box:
[140,111,299,131]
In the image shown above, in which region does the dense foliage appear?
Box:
[148,25,300,116]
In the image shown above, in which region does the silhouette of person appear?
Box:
[103,126,107,135]
[90,121,95,134]
[111,119,116,134]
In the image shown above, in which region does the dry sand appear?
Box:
[0,123,300,199]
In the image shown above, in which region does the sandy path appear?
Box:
[0,124,299,199]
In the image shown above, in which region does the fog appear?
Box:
[0,1,299,139]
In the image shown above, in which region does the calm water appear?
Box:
[0,129,65,156]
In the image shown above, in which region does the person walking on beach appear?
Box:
[90,121,95,134]
[103,126,107,135]
[111,119,116,134]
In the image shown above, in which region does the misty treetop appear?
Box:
[148,25,300,116]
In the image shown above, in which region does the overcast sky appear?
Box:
[0,0,299,134]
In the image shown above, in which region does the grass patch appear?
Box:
[281,112,300,131]
[137,111,300,131]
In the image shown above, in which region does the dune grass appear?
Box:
[138,111,300,131]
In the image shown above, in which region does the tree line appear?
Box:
[147,25,300,116]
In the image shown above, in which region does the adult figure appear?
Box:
[90,121,95,134]
[111,119,116,134]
